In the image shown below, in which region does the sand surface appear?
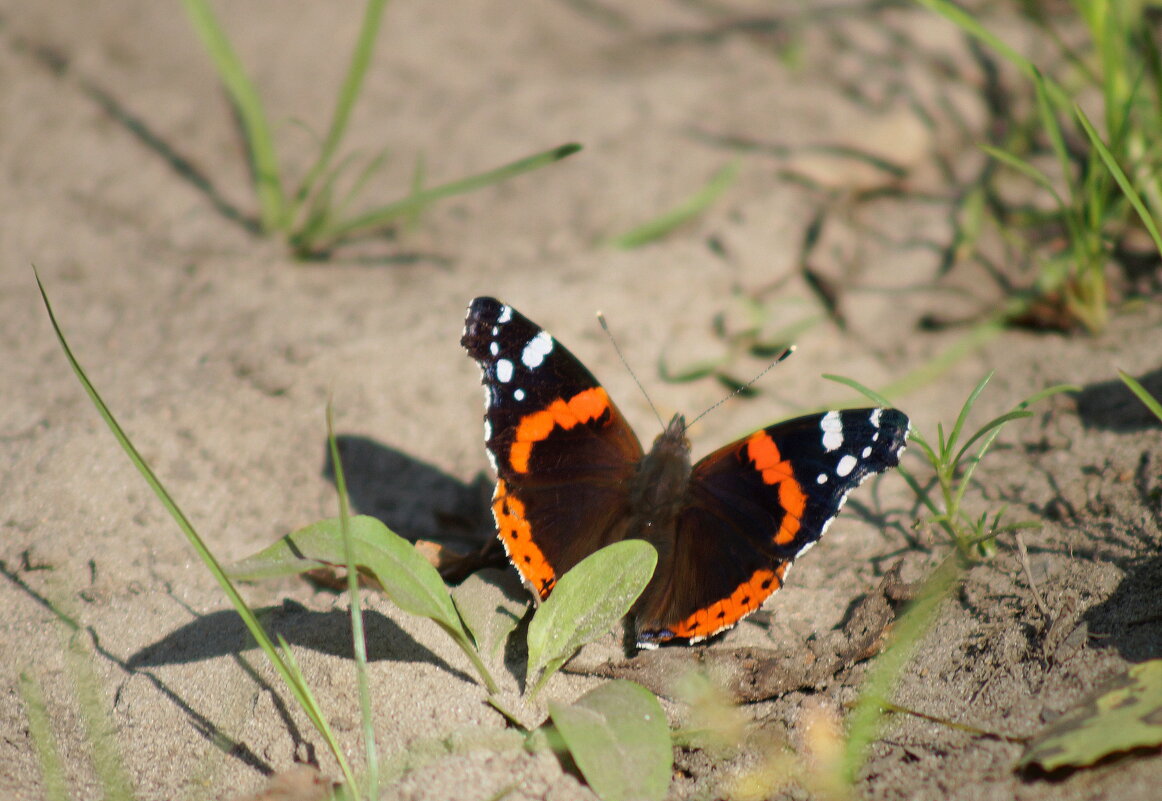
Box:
[2,2,1161,799]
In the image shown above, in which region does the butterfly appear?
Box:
[462,297,909,647]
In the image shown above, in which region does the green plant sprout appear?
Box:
[917,0,1162,333]
[36,270,672,800]
[827,371,1076,557]
[180,0,581,257]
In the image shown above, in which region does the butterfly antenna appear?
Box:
[597,311,667,430]
[685,346,796,429]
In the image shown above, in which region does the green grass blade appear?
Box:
[1119,370,1162,422]
[607,160,741,249]
[328,405,378,798]
[294,0,391,212]
[33,270,356,789]
[1031,69,1076,206]
[945,371,995,459]
[310,143,582,249]
[179,0,286,231]
[19,673,70,801]
[950,410,1032,470]
[916,0,1071,108]
[979,145,1062,203]
[1076,103,1162,253]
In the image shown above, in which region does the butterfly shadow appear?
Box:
[323,434,500,571]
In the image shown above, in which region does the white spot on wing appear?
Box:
[496,359,514,383]
[862,446,872,458]
[836,454,858,477]
[483,419,492,441]
[870,408,882,428]
[489,341,499,356]
[521,331,553,369]
[816,473,828,484]
[821,410,843,452]
[514,388,526,401]
[498,305,513,324]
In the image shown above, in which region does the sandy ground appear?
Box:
[2,1,1161,799]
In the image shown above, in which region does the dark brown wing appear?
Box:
[634,408,909,646]
[462,297,643,598]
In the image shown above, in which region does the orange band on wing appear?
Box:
[508,387,612,473]
[745,431,808,545]
[491,479,556,598]
[668,563,788,641]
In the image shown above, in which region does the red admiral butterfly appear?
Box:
[462,297,909,648]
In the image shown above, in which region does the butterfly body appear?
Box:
[462,296,908,648]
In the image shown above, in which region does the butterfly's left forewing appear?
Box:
[634,408,909,646]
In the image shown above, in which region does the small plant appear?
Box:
[918,0,1162,332]
[36,271,672,800]
[828,371,1075,557]
[180,0,580,257]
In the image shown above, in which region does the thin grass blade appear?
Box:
[179,0,285,230]
[328,404,378,797]
[294,0,391,211]
[1118,370,1162,422]
[313,143,582,248]
[1077,104,1162,252]
[34,270,356,788]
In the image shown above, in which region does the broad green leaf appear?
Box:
[228,515,463,636]
[548,680,672,801]
[527,541,657,695]
[1022,659,1162,770]
[450,568,528,660]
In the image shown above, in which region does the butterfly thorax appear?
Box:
[627,414,692,542]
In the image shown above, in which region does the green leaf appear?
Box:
[548,680,672,801]
[232,514,501,692]
[527,541,657,696]
[1021,659,1162,771]
[229,515,463,635]
[451,568,528,661]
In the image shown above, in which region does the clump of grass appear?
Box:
[36,270,672,801]
[180,0,581,257]
[918,0,1162,333]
